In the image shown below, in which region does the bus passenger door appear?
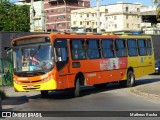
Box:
[54,39,69,89]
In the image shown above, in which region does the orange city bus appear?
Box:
[11,33,155,97]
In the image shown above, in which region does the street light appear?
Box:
[96,0,100,33]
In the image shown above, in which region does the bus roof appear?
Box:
[12,32,151,42]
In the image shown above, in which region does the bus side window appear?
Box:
[70,39,86,60]
[127,39,138,56]
[138,39,147,56]
[147,39,152,55]
[56,48,67,61]
[115,39,127,57]
[54,39,68,70]
[86,39,100,59]
[101,39,114,58]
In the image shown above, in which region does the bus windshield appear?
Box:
[13,43,54,74]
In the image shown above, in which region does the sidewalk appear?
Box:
[0,86,39,97]
[130,80,160,101]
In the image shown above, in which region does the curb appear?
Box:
[130,88,160,100]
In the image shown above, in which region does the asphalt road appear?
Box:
[2,75,160,120]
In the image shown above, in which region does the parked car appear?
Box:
[155,60,160,74]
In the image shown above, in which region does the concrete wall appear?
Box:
[0,32,45,59]
[152,35,160,61]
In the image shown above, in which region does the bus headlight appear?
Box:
[14,80,21,84]
[42,75,53,82]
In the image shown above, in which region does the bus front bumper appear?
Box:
[14,79,57,92]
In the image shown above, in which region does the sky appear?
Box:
[10,0,154,6]
[90,0,154,7]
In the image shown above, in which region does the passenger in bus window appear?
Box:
[22,54,29,67]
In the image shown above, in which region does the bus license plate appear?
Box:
[27,85,34,88]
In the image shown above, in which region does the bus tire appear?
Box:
[74,78,81,97]
[41,90,48,98]
[126,71,135,87]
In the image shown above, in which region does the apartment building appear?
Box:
[16,0,44,32]
[44,0,90,32]
[71,2,142,33]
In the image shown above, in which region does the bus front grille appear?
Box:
[22,85,41,90]
[21,80,42,83]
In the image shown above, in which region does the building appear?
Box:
[16,0,45,32]
[140,5,160,34]
[44,0,90,32]
[71,2,142,33]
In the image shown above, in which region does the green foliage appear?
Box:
[0,1,30,32]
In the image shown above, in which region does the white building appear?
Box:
[71,2,142,33]
[16,0,44,32]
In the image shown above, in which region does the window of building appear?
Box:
[70,39,86,60]
[80,21,82,25]
[126,15,128,19]
[137,8,140,12]
[147,39,152,55]
[106,17,108,20]
[114,24,117,28]
[67,8,70,12]
[45,10,48,13]
[127,24,129,28]
[127,39,138,56]
[82,1,84,6]
[138,39,147,56]
[102,39,114,58]
[105,9,108,13]
[115,39,127,57]
[87,39,100,59]
[114,16,116,20]
[73,21,76,25]
[100,13,102,17]
[87,13,89,17]
[87,22,89,25]
[126,7,129,12]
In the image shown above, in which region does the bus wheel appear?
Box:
[74,78,81,97]
[126,71,135,87]
[41,90,48,98]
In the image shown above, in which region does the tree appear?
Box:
[0,1,30,32]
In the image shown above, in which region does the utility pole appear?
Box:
[96,0,100,33]
[41,0,45,32]
[30,0,34,32]
[63,0,67,32]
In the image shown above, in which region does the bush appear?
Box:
[0,90,6,99]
